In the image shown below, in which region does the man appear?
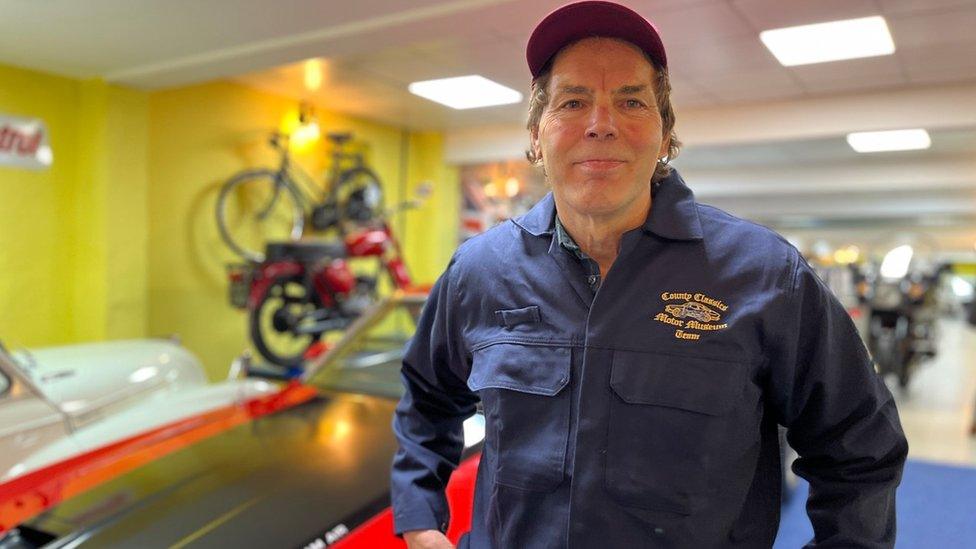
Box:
[392,2,908,547]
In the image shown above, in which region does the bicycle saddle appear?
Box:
[327,132,353,145]
[265,241,347,263]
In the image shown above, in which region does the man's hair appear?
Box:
[525,41,681,183]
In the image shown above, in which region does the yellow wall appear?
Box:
[402,131,459,283]
[72,81,150,342]
[0,65,149,348]
[1,61,458,377]
[147,82,458,379]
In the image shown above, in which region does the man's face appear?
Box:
[531,37,669,221]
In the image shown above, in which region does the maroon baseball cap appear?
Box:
[526,1,667,78]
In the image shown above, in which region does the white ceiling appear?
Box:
[231,0,976,130]
[2,0,975,252]
[4,0,976,127]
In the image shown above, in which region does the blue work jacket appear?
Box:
[392,170,908,548]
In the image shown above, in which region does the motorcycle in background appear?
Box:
[227,187,430,368]
[858,251,947,389]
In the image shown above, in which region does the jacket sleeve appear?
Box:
[391,257,479,535]
[766,250,909,548]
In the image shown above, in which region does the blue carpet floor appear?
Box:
[774,459,976,548]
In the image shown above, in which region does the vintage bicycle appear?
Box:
[215,129,384,263]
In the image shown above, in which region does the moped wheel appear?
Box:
[249,275,322,367]
[216,169,305,262]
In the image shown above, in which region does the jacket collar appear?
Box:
[643,169,704,241]
[511,168,703,241]
[512,192,556,237]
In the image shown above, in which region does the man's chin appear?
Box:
[562,196,625,218]
[553,186,649,222]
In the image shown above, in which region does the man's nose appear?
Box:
[585,105,617,140]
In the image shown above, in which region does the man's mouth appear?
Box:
[576,159,626,169]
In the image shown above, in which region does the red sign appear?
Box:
[0,114,52,169]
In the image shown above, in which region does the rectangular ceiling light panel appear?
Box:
[408,75,522,110]
[760,16,895,67]
[846,129,931,153]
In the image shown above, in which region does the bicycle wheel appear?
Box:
[249,275,322,367]
[333,167,384,224]
[216,169,305,262]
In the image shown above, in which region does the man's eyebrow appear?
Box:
[555,85,592,95]
[615,84,649,95]
[554,84,650,95]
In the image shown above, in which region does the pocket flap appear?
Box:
[494,305,541,328]
[610,351,741,416]
[468,343,569,396]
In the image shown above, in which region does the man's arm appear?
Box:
[391,258,479,539]
[767,251,908,548]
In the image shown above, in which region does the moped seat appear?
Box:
[265,240,347,263]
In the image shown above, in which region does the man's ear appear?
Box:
[658,133,671,161]
[530,125,542,161]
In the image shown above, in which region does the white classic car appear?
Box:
[0,338,277,483]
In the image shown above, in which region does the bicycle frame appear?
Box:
[274,134,371,216]
[218,129,386,264]
[272,144,318,212]
[322,136,367,203]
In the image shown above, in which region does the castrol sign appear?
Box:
[0,114,53,169]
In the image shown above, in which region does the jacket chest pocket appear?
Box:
[605,350,744,514]
[468,342,571,492]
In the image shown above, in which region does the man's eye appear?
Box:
[562,99,582,109]
[625,99,645,108]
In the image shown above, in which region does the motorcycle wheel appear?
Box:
[893,317,914,389]
[897,347,914,389]
[869,322,896,377]
[249,275,324,367]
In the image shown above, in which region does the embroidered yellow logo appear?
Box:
[654,292,729,341]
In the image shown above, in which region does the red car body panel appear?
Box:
[331,454,480,548]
